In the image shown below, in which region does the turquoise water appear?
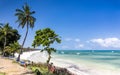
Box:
[54,50,120,69]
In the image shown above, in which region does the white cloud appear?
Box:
[63,38,84,49]
[75,38,80,42]
[90,38,120,48]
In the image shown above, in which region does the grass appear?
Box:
[28,63,55,75]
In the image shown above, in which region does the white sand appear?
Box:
[15,51,120,75]
[0,57,34,75]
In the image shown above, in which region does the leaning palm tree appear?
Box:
[15,4,36,61]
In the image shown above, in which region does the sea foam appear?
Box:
[15,50,120,75]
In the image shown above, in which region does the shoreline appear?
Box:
[51,57,120,75]
[15,51,120,75]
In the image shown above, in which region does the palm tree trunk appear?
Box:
[17,23,29,61]
[47,54,51,64]
[3,36,6,56]
[4,36,6,49]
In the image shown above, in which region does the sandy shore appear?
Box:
[0,57,34,75]
[51,58,120,75]
[15,51,120,75]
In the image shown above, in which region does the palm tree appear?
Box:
[15,4,36,61]
[0,23,3,52]
[0,23,13,49]
[0,23,14,55]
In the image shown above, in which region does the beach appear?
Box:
[1,0,120,75]
[0,57,34,75]
[15,50,120,75]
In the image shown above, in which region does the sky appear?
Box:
[1,0,120,50]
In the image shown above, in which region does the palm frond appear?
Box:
[23,4,30,14]
[20,18,27,28]
[29,16,36,28]
[15,3,36,30]
[16,9,24,13]
[15,13,24,16]
[30,11,35,15]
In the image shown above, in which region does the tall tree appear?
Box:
[0,23,13,49]
[32,28,61,64]
[0,23,3,51]
[15,4,36,61]
[0,23,20,55]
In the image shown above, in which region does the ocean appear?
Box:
[51,50,120,75]
[17,50,120,75]
[54,50,120,68]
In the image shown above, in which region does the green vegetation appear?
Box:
[15,3,36,61]
[29,63,54,75]
[1,23,13,50]
[28,63,71,75]
[32,28,61,64]
[0,3,63,75]
[0,23,20,56]
[4,42,20,57]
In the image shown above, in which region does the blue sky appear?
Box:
[1,0,120,50]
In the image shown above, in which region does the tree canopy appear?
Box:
[32,28,61,64]
[0,23,20,54]
[4,42,20,57]
[32,28,61,48]
[15,4,36,29]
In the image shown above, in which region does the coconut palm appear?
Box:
[15,4,36,61]
[0,23,14,56]
[0,23,13,49]
[0,23,20,55]
[0,23,3,52]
